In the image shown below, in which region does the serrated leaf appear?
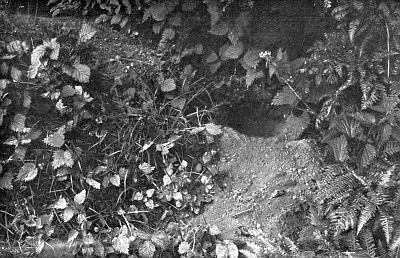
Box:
[139,240,156,258]
[71,63,90,83]
[43,128,65,148]
[86,177,101,189]
[242,50,261,69]
[329,135,349,162]
[161,28,175,42]
[11,113,26,132]
[223,42,244,59]
[112,234,130,254]
[178,241,191,254]
[161,78,176,92]
[52,150,74,169]
[272,86,298,106]
[0,172,14,190]
[119,16,129,28]
[110,174,120,187]
[206,52,218,63]
[74,189,86,205]
[361,144,376,167]
[62,85,76,97]
[36,237,45,254]
[216,243,228,258]
[53,197,67,209]
[10,67,22,82]
[149,2,168,21]
[151,232,166,249]
[17,163,38,182]
[171,98,186,110]
[209,21,229,36]
[79,23,97,43]
[63,207,75,222]
[30,44,46,65]
[245,68,263,87]
[209,225,221,235]
[205,123,222,135]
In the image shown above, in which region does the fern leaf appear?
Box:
[361,144,377,167]
[329,135,349,162]
[379,211,393,245]
[357,202,377,235]
[390,229,400,251]
[358,228,377,257]
[384,141,400,155]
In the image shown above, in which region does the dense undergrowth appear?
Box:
[2,0,400,257]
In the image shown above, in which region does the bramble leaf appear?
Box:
[44,127,65,148]
[63,207,75,222]
[17,163,38,182]
[52,150,74,169]
[74,189,86,205]
[139,240,156,258]
[79,23,97,43]
[161,78,176,92]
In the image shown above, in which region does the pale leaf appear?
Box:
[110,174,120,187]
[161,78,176,92]
[17,163,38,182]
[11,113,26,132]
[209,225,221,235]
[79,23,97,43]
[52,150,74,169]
[53,197,67,209]
[178,241,191,254]
[63,207,75,222]
[86,177,101,189]
[216,243,228,258]
[205,123,222,135]
[139,240,156,258]
[43,128,65,148]
[112,234,130,254]
[74,189,86,205]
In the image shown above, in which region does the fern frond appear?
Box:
[329,208,357,236]
[390,228,400,251]
[357,202,377,235]
[329,135,349,162]
[378,210,393,245]
[381,124,392,143]
[358,228,377,257]
[384,141,400,155]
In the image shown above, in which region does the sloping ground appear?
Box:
[191,127,322,249]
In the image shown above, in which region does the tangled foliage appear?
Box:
[266,0,400,256]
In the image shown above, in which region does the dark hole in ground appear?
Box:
[216,101,284,137]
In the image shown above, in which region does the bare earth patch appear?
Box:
[191,127,322,246]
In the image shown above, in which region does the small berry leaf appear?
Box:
[139,240,156,258]
[74,189,86,205]
[161,78,176,92]
[17,163,38,182]
[110,174,120,187]
[63,207,75,222]
[52,150,74,169]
